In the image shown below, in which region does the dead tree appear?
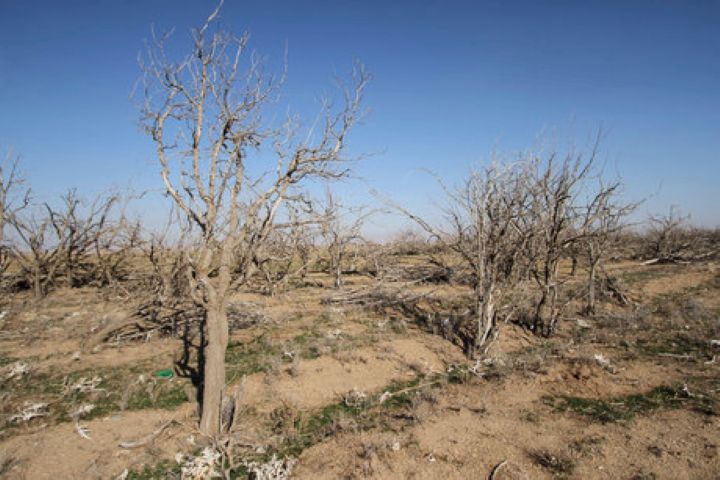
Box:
[46,190,119,287]
[319,190,371,289]
[645,207,691,263]
[524,146,596,335]
[445,163,532,350]
[289,209,317,285]
[137,4,368,436]
[251,203,320,295]
[391,162,531,353]
[0,149,29,279]
[7,214,55,298]
[578,180,639,314]
[92,216,142,289]
[8,190,119,298]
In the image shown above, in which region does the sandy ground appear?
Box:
[1,261,718,479]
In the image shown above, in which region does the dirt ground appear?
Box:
[1,260,718,479]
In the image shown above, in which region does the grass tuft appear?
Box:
[544,385,716,423]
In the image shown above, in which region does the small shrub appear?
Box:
[528,449,575,477]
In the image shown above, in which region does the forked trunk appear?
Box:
[534,286,555,335]
[475,290,495,352]
[199,299,229,436]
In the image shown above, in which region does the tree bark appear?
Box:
[534,286,556,335]
[587,257,599,314]
[33,267,43,300]
[475,287,495,351]
[199,299,229,436]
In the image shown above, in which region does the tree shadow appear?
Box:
[174,314,206,410]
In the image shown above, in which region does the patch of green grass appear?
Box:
[126,461,179,480]
[126,381,189,411]
[544,385,716,423]
[617,268,667,286]
[636,333,712,357]
[226,326,372,381]
[446,364,474,384]
[0,355,17,368]
[226,335,284,381]
[275,374,442,458]
[2,362,191,432]
[521,410,541,423]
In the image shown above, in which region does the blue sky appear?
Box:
[1,0,718,234]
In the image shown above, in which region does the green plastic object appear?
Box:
[154,369,174,379]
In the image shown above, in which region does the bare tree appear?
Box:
[0,149,29,278]
[443,163,532,350]
[92,214,142,289]
[524,150,595,335]
[645,206,691,263]
[8,190,119,298]
[577,180,639,313]
[137,4,368,435]
[46,190,119,288]
[288,208,318,285]
[253,212,316,296]
[389,162,532,353]
[142,213,195,326]
[319,190,371,289]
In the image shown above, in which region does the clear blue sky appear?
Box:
[1,0,718,233]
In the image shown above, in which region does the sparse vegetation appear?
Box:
[543,385,717,423]
[1,3,718,480]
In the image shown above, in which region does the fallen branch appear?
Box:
[378,381,440,404]
[488,460,508,480]
[119,419,177,449]
[657,353,693,359]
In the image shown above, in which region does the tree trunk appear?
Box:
[475,288,495,352]
[545,284,559,335]
[33,267,43,300]
[587,259,598,314]
[199,299,229,436]
[333,254,343,289]
[534,286,554,335]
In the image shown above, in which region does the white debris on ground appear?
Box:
[114,469,129,480]
[74,422,92,440]
[5,361,29,380]
[593,353,615,372]
[9,402,49,423]
[470,357,495,377]
[70,403,95,418]
[325,328,343,339]
[71,403,96,440]
[242,454,297,480]
[63,375,104,395]
[180,447,221,480]
[344,388,368,407]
